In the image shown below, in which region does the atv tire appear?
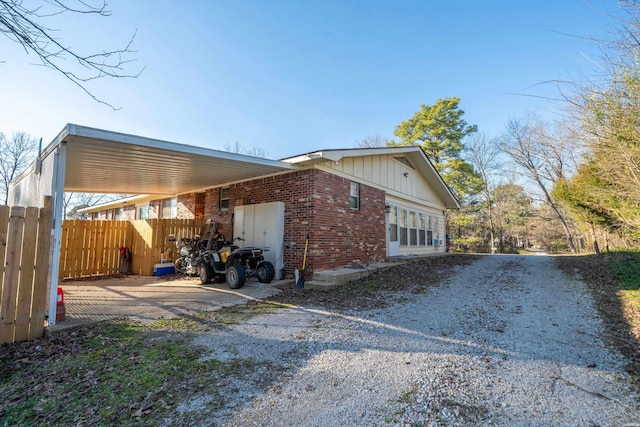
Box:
[199,263,213,284]
[256,261,275,283]
[226,264,246,289]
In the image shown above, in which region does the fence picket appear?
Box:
[58,218,205,278]
[0,207,26,343]
[30,198,52,339]
[13,207,38,341]
[0,206,9,341]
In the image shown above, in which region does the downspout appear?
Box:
[47,142,67,325]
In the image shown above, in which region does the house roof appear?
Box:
[281,146,460,209]
[39,124,297,195]
[78,194,174,214]
[16,124,458,211]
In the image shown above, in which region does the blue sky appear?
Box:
[0,0,623,159]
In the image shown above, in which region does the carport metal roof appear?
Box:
[20,123,297,327]
[46,124,297,195]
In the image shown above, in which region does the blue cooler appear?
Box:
[153,262,176,276]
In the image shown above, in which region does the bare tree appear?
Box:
[223,141,269,158]
[465,132,501,251]
[355,134,389,148]
[63,192,123,218]
[0,0,142,109]
[500,115,579,253]
[0,131,38,205]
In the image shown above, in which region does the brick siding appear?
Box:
[183,169,387,279]
[177,193,197,219]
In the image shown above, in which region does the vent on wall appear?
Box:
[393,156,415,169]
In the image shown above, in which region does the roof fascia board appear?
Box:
[66,124,296,170]
[10,124,72,187]
[281,147,420,164]
[405,150,460,209]
[78,194,175,213]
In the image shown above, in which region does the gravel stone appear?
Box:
[186,255,640,426]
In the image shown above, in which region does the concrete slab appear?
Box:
[50,275,286,332]
[304,262,399,290]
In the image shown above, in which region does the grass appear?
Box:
[0,320,228,426]
[149,299,291,331]
[1,300,296,426]
[607,251,640,331]
[607,250,640,290]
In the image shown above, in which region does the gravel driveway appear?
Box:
[188,255,639,426]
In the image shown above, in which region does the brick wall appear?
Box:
[178,193,197,219]
[149,200,160,219]
[310,171,386,271]
[185,169,387,278]
[122,206,136,221]
[194,193,205,219]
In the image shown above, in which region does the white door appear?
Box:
[387,205,400,256]
[234,202,285,279]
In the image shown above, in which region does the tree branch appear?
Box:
[0,0,143,109]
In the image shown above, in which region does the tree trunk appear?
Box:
[591,223,600,255]
[536,176,577,253]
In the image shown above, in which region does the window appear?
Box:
[220,187,230,210]
[409,211,417,246]
[137,205,150,220]
[389,205,398,242]
[390,208,443,248]
[350,182,360,209]
[433,217,440,245]
[161,197,178,218]
[399,209,408,245]
[115,208,123,220]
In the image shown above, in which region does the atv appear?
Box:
[170,234,205,276]
[198,234,275,289]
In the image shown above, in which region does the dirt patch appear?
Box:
[269,254,482,311]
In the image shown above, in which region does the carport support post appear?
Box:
[47,143,67,326]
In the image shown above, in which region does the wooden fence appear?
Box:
[59,219,206,279]
[0,199,52,344]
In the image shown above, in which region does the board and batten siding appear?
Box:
[318,153,449,255]
[321,154,445,209]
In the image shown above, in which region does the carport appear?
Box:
[8,124,297,325]
[51,275,282,331]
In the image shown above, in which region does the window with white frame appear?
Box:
[161,197,178,218]
[399,209,408,245]
[389,206,398,242]
[350,182,360,210]
[386,205,443,248]
[220,187,230,210]
[115,207,123,220]
[409,211,418,246]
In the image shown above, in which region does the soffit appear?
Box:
[56,124,296,195]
